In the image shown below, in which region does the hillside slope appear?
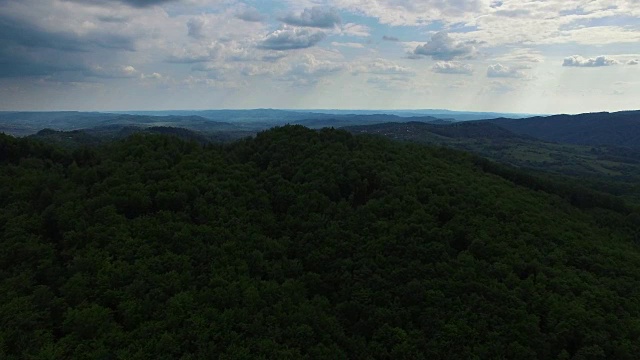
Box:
[485,111,640,149]
[1,127,639,359]
[344,121,640,203]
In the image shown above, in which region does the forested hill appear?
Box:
[485,111,640,149]
[1,127,640,359]
[342,121,640,204]
[344,121,528,140]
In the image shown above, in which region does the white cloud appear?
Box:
[413,32,477,61]
[141,72,163,79]
[331,42,364,49]
[432,61,473,75]
[181,74,247,89]
[329,0,488,26]
[166,39,263,64]
[85,64,138,78]
[487,63,527,78]
[2,0,640,113]
[448,80,469,89]
[340,23,371,37]
[366,75,415,91]
[351,59,414,75]
[290,54,345,75]
[240,64,279,76]
[481,80,517,93]
[451,2,640,48]
[563,55,618,67]
[552,26,640,46]
[279,6,341,29]
[235,7,265,22]
[278,53,346,86]
[258,27,327,50]
[493,48,544,64]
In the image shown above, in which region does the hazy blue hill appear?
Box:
[0,112,249,136]
[94,115,240,131]
[119,109,535,122]
[289,109,537,121]
[1,110,427,136]
[0,112,119,136]
[0,109,537,137]
[294,115,448,129]
[118,109,338,124]
[344,121,527,140]
[485,111,640,149]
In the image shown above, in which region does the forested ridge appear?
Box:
[1,126,640,359]
[344,121,640,205]
[485,112,640,149]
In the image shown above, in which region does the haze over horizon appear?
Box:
[1,0,639,114]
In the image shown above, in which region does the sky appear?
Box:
[0,0,639,114]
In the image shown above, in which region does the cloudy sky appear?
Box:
[0,0,639,113]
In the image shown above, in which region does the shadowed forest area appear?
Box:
[1,126,640,359]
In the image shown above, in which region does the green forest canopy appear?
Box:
[1,126,640,359]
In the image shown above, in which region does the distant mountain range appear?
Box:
[5,108,639,203]
[0,110,453,136]
[116,109,537,122]
[0,108,533,135]
[288,109,539,121]
[2,109,639,151]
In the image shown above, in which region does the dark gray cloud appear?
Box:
[166,54,210,64]
[235,8,265,22]
[166,46,215,64]
[258,28,326,50]
[413,32,476,61]
[97,15,129,23]
[563,55,617,67]
[382,35,399,42]
[0,45,134,80]
[187,17,206,39]
[279,7,341,29]
[432,61,473,75]
[0,53,77,78]
[63,0,176,8]
[0,14,135,78]
[0,16,135,53]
